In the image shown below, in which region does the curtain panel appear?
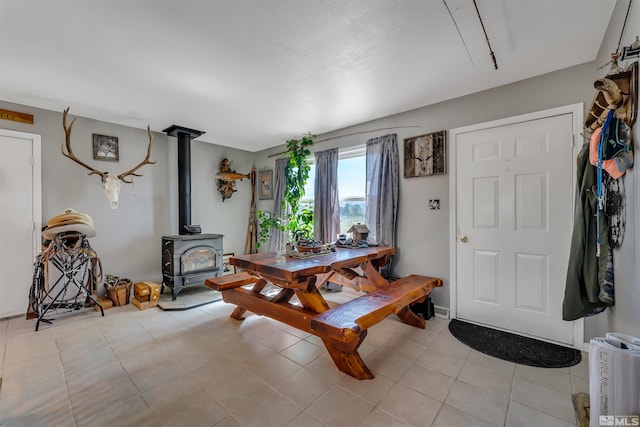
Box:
[314,148,340,244]
[365,133,399,277]
[268,157,289,252]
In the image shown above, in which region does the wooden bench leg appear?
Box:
[230,306,247,320]
[321,334,374,380]
[396,305,426,329]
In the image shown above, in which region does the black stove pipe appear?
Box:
[162,125,205,235]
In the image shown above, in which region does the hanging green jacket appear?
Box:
[563,143,611,321]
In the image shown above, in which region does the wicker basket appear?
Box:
[104,279,132,306]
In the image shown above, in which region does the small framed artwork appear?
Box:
[92,134,119,161]
[222,253,236,276]
[404,130,446,178]
[258,169,273,200]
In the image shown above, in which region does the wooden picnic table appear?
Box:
[206,247,442,379]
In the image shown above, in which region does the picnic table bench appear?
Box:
[206,247,442,379]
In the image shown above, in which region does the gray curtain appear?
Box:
[366,133,399,277]
[314,148,340,243]
[268,157,289,252]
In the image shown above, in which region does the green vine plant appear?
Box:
[257,133,315,249]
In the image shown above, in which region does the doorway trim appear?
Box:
[0,128,42,261]
[448,103,584,349]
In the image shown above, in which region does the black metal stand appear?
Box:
[29,233,103,331]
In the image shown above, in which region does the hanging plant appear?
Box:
[257,133,315,249]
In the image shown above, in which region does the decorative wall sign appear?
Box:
[404,130,446,177]
[258,169,273,200]
[92,134,119,161]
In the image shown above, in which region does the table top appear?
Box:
[231,246,395,282]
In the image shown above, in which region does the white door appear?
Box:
[453,107,579,345]
[0,130,41,319]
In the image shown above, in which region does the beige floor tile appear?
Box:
[444,381,509,427]
[275,367,334,408]
[0,395,75,427]
[360,408,410,427]
[280,339,324,366]
[506,401,576,427]
[128,357,191,392]
[398,364,455,402]
[232,387,303,427]
[114,341,174,373]
[259,330,301,352]
[0,309,589,427]
[377,383,442,427]
[466,349,516,374]
[0,378,68,418]
[571,373,589,394]
[510,377,576,423]
[431,404,496,427]
[305,354,347,384]
[569,353,589,379]
[286,411,327,427]
[149,387,228,427]
[71,373,139,421]
[66,359,129,395]
[214,415,242,427]
[76,395,156,426]
[365,350,413,381]
[457,361,513,396]
[307,386,374,427]
[406,328,440,346]
[205,370,273,413]
[337,371,395,405]
[428,332,471,360]
[249,353,302,385]
[515,364,572,394]
[415,349,465,378]
[217,340,277,369]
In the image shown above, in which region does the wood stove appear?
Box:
[161,125,223,300]
[161,234,223,300]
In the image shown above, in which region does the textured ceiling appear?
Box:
[0,0,616,151]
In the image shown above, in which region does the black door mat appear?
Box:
[448,319,582,368]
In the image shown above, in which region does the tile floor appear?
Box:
[0,288,588,427]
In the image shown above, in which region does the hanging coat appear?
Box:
[563,143,612,321]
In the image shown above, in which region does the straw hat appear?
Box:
[42,208,96,239]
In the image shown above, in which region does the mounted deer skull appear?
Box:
[62,108,156,209]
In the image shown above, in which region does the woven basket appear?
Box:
[104,279,132,306]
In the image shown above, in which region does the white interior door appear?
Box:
[0,130,41,319]
[453,108,579,346]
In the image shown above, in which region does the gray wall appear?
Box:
[255,62,596,313]
[0,100,254,285]
[2,0,636,341]
[255,50,639,342]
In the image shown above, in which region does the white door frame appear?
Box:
[448,103,585,349]
[0,128,42,265]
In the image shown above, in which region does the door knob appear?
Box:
[460,235,468,243]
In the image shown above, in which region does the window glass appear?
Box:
[302,148,366,235]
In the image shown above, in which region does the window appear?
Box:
[302,145,366,235]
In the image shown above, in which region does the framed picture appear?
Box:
[404,130,446,178]
[258,169,273,200]
[92,134,119,161]
[222,253,236,276]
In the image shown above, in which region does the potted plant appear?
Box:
[258,133,319,251]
